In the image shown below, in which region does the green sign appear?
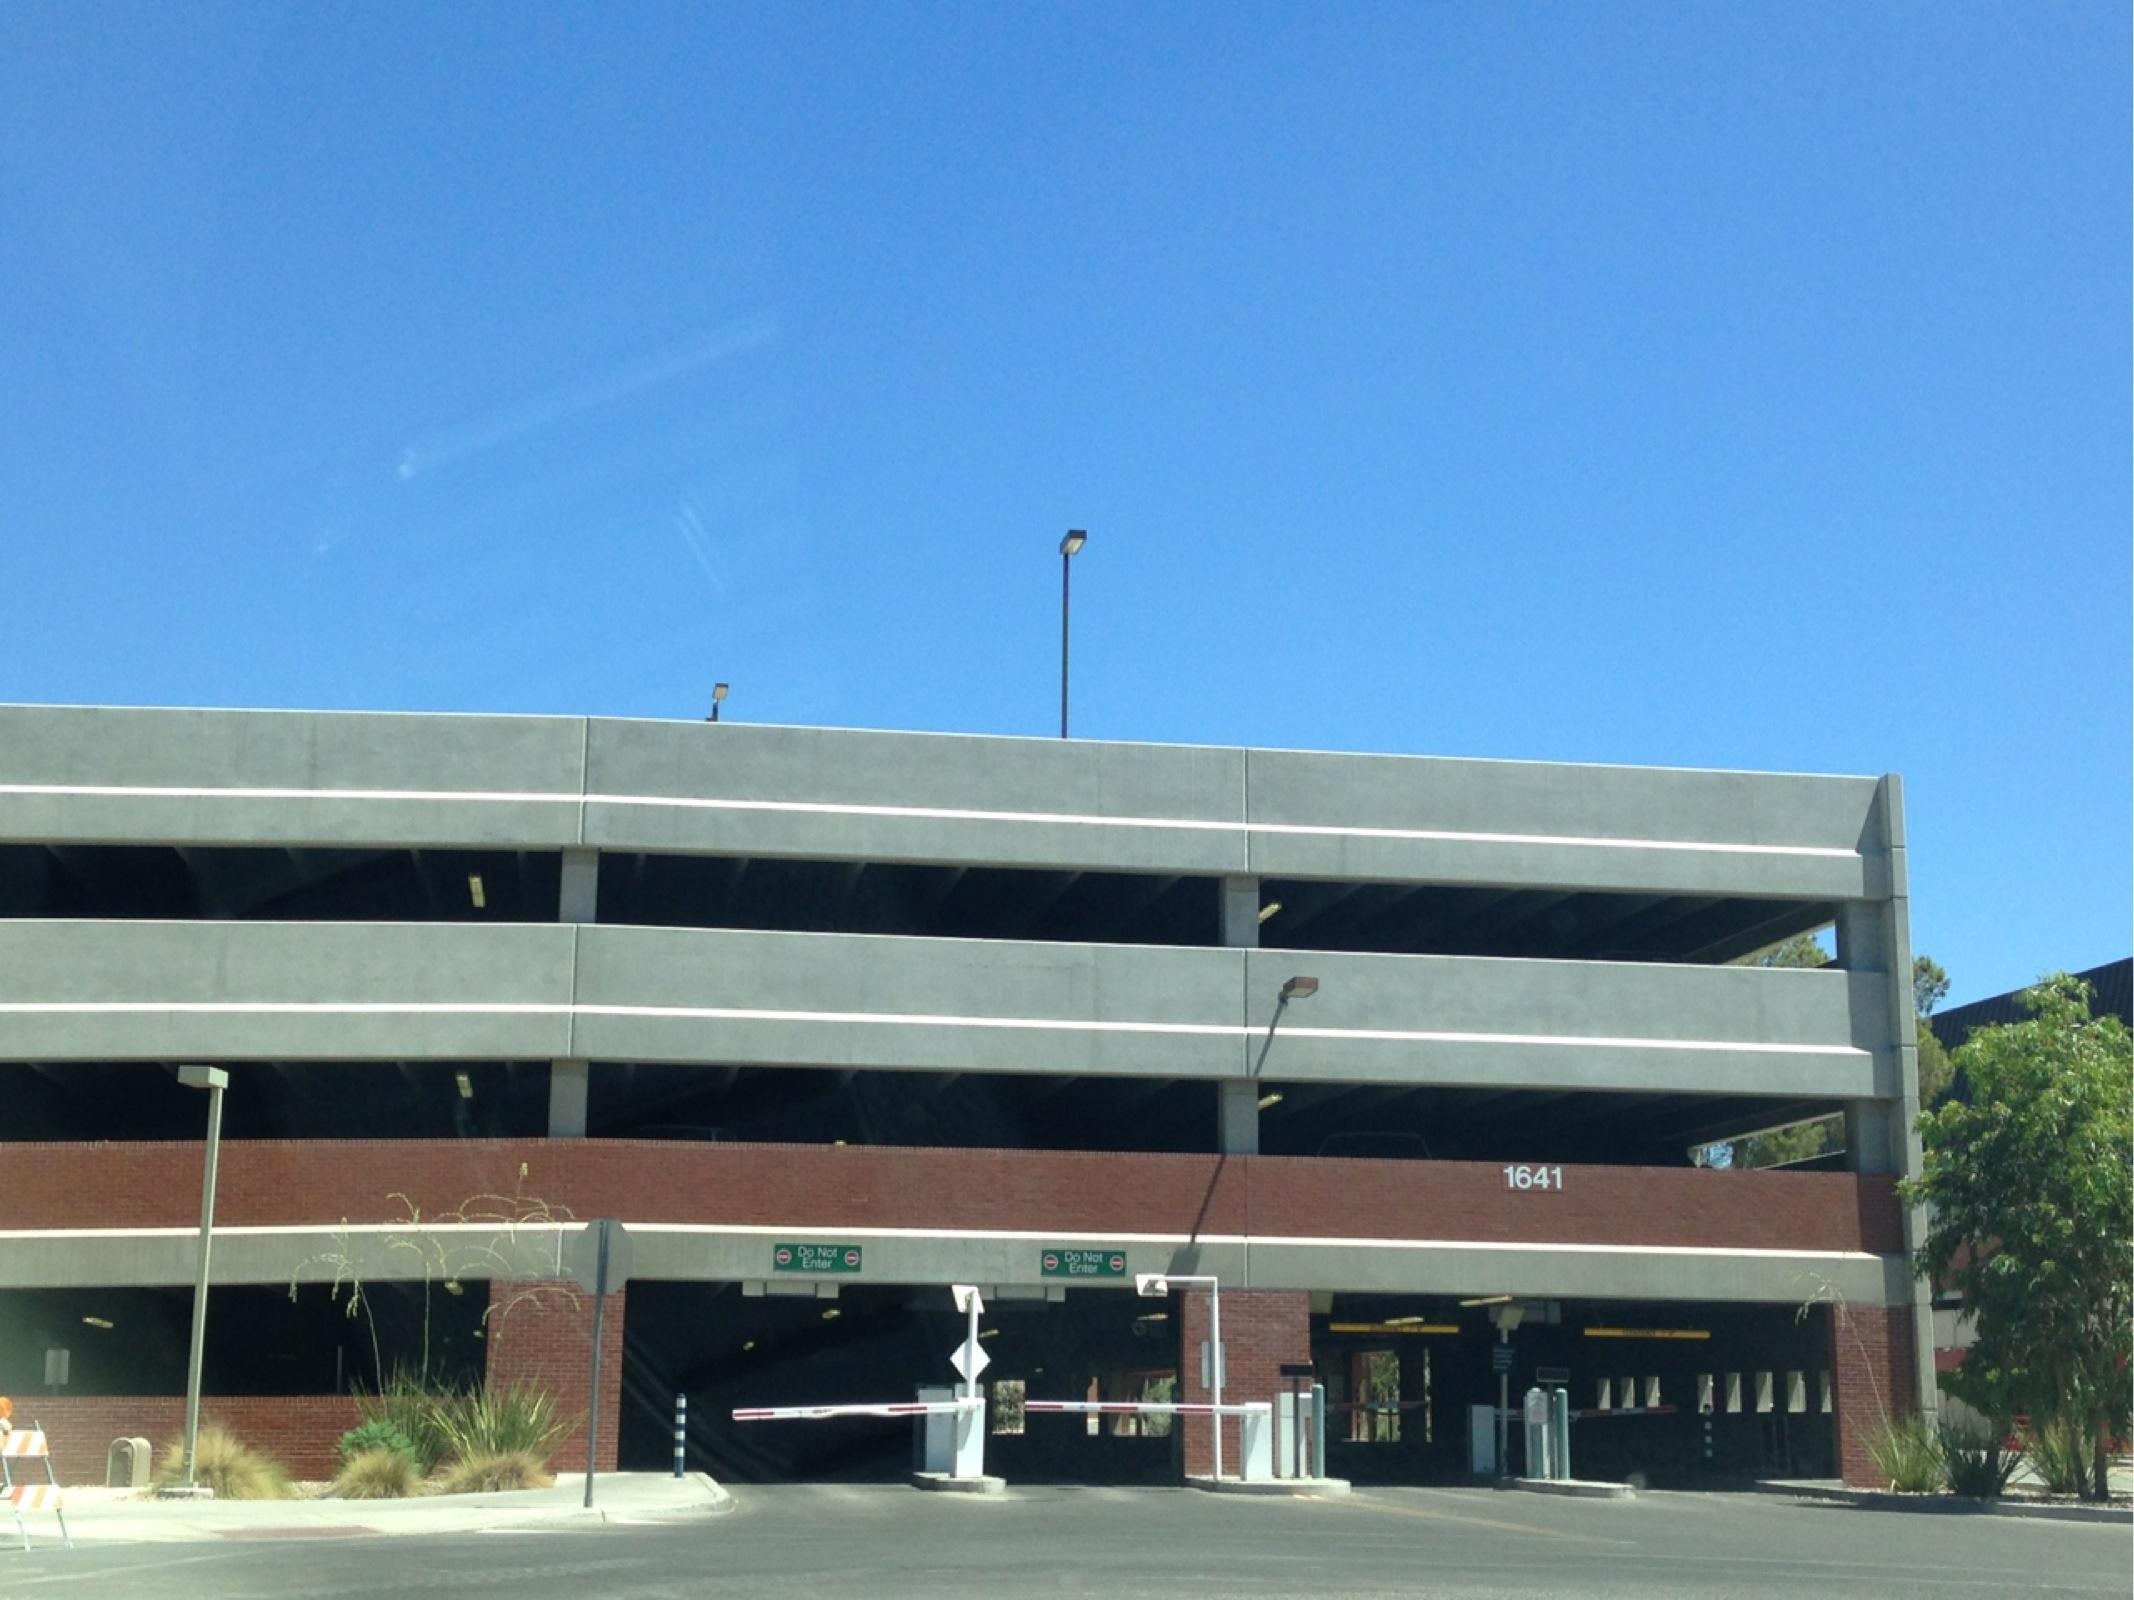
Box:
[1040,1247,1128,1279]
[773,1242,863,1273]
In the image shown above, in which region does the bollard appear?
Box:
[673,1392,688,1478]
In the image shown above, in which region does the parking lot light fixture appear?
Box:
[1133,1271,1227,1479]
[170,1064,228,1497]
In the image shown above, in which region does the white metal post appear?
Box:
[1210,1285,1223,1481]
[176,1066,227,1494]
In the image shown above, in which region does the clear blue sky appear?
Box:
[2,4,2126,1004]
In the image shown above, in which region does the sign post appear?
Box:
[569,1220,633,1509]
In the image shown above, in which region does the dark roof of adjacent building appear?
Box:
[1929,957,2133,1052]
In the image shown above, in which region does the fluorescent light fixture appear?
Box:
[979,1328,1000,1340]
[81,1316,114,1330]
[1585,1327,1711,1341]
[1257,900,1282,924]
[1459,1294,1513,1308]
[1278,976,1319,1002]
[742,1339,756,1352]
[820,1307,841,1321]
[1256,1092,1284,1110]
[467,874,486,909]
[454,1071,474,1100]
[1059,529,1087,556]
[1133,1312,1169,1324]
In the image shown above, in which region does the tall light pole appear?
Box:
[1137,1272,1226,1480]
[707,682,730,723]
[1058,530,1086,738]
[1251,975,1320,1080]
[171,1064,227,1498]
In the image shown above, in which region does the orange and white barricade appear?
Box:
[2,1423,72,1551]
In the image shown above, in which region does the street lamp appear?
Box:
[1251,975,1320,1079]
[707,683,730,723]
[1058,530,1086,738]
[1137,1271,1228,1480]
[169,1064,227,1498]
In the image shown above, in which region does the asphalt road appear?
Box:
[6,1485,2130,1600]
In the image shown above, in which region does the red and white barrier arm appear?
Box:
[732,1398,983,1423]
[1023,1400,1272,1418]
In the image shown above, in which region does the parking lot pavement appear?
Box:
[8,1482,2130,1600]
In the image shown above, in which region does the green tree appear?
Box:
[1903,974,2133,1500]
[1709,939,1953,1167]
[1914,955,1954,1107]
[1720,935,1837,1167]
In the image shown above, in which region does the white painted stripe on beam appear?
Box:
[0,781,1862,860]
[0,1000,1869,1059]
[0,1220,1882,1264]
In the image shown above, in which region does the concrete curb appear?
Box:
[1512,1478,1634,1500]
[910,1473,1007,1496]
[28,1472,733,1545]
[1184,1476,1352,1497]
[1756,1480,2132,1524]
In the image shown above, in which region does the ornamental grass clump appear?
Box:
[356,1369,455,1472]
[2023,1414,2096,1499]
[430,1380,570,1464]
[1864,1413,1942,1494]
[1938,1417,2021,1499]
[152,1426,295,1500]
[329,1446,422,1500]
[430,1449,554,1495]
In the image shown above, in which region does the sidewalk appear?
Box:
[12,1472,731,1547]
[1757,1478,2132,1525]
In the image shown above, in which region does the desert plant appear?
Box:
[329,1446,421,1500]
[1863,1413,1942,1493]
[1938,1416,2021,1499]
[430,1380,570,1464]
[337,1416,419,1466]
[2024,1414,2096,1498]
[429,1449,555,1495]
[152,1426,295,1500]
[356,1368,458,1472]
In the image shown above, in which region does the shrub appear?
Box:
[1939,1417,2021,1499]
[356,1369,456,1472]
[430,1380,570,1465]
[430,1449,555,1495]
[337,1417,419,1466]
[2023,1414,2094,1498]
[329,1446,421,1500]
[152,1426,295,1500]
[1864,1413,1942,1493]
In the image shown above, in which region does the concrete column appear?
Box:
[549,1060,589,1139]
[1219,875,1261,1153]
[1219,875,1261,949]
[558,847,599,924]
[1835,777,1936,1420]
[1218,1079,1260,1156]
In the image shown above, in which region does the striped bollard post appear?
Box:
[674,1392,688,1478]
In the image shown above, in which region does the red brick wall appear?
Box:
[1175,1289,1310,1478]
[0,1139,1904,1255]
[483,1287,624,1473]
[1828,1301,1921,1487]
[22,1395,361,1485]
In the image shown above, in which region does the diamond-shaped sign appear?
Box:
[950,1337,991,1383]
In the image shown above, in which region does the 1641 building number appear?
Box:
[1503,1164,1564,1191]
